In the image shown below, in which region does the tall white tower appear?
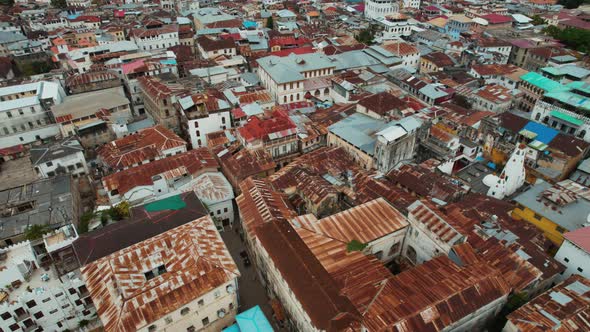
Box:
[484,143,526,199]
[364,0,400,20]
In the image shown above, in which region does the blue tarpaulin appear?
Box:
[222,306,274,332]
[487,162,496,170]
[522,122,559,144]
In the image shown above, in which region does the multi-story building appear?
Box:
[373,14,416,40]
[518,71,566,113]
[0,228,95,332]
[177,93,232,148]
[196,36,237,59]
[554,226,590,282]
[129,24,179,52]
[382,41,421,70]
[471,84,514,113]
[78,193,240,332]
[30,136,88,179]
[138,75,189,131]
[237,109,299,167]
[97,124,187,172]
[328,112,422,172]
[0,81,65,150]
[419,51,455,74]
[50,87,132,149]
[531,80,590,142]
[257,53,335,105]
[445,15,473,40]
[122,55,179,116]
[364,0,399,20]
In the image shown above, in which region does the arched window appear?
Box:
[579,130,586,139]
[324,87,330,95]
[314,90,320,97]
[534,113,540,121]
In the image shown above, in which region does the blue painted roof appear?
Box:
[522,121,559,144]
[243,20,257,28]
[236,306,274,332]
[223,324,241,332]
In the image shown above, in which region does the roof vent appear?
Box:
[295,57,305,64]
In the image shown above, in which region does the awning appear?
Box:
[528,140,548,151]
[550,110,583,126]
[518,129,537,139]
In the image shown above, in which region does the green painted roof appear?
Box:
[550,110,584,126]
[545,91,590,112]
[144,195,187,212]
[520,72,569,92]
[541,66,590,79]
[568,81,590,94]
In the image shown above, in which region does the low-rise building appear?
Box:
[30,137,88,179]
[513,180,590,246]
[555,226,590,282]
[78,193,240,332]
[102,148,218,206]
[215,148,276,193]
[504,275,590,332]
[0,175,80,247]
[97,124,187,172]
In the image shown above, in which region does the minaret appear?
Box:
[485,143,526,199]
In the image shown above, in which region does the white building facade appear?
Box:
[0,231,95,332]
[554,228,590,282]
[364,0,399,20]
[0,82,65,149]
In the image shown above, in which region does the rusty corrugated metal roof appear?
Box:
[81,215,239,332]
[507,275,590,332]
[293,198,408,244]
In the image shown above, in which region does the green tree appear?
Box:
[558,0,584,8]
[531,15,546,26]
[355,28,374,45]
[24,224,49,241]
[50,0,66,8]
[543,26,590,53]
[266,16,274,30]
[0,0,15,6]
[347,239,368,252]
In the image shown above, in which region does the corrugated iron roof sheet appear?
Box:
[81,214,239,332]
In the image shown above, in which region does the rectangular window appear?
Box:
[202,317,209,326]
[556,225,566,233]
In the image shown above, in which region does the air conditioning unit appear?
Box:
[217,309,226,318]
[226,285,235,294]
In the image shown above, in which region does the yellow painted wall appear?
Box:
[512,207,565,245]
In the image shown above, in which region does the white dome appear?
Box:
[483,174,499,187]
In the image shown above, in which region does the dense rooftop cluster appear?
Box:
[0,0,589,331]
